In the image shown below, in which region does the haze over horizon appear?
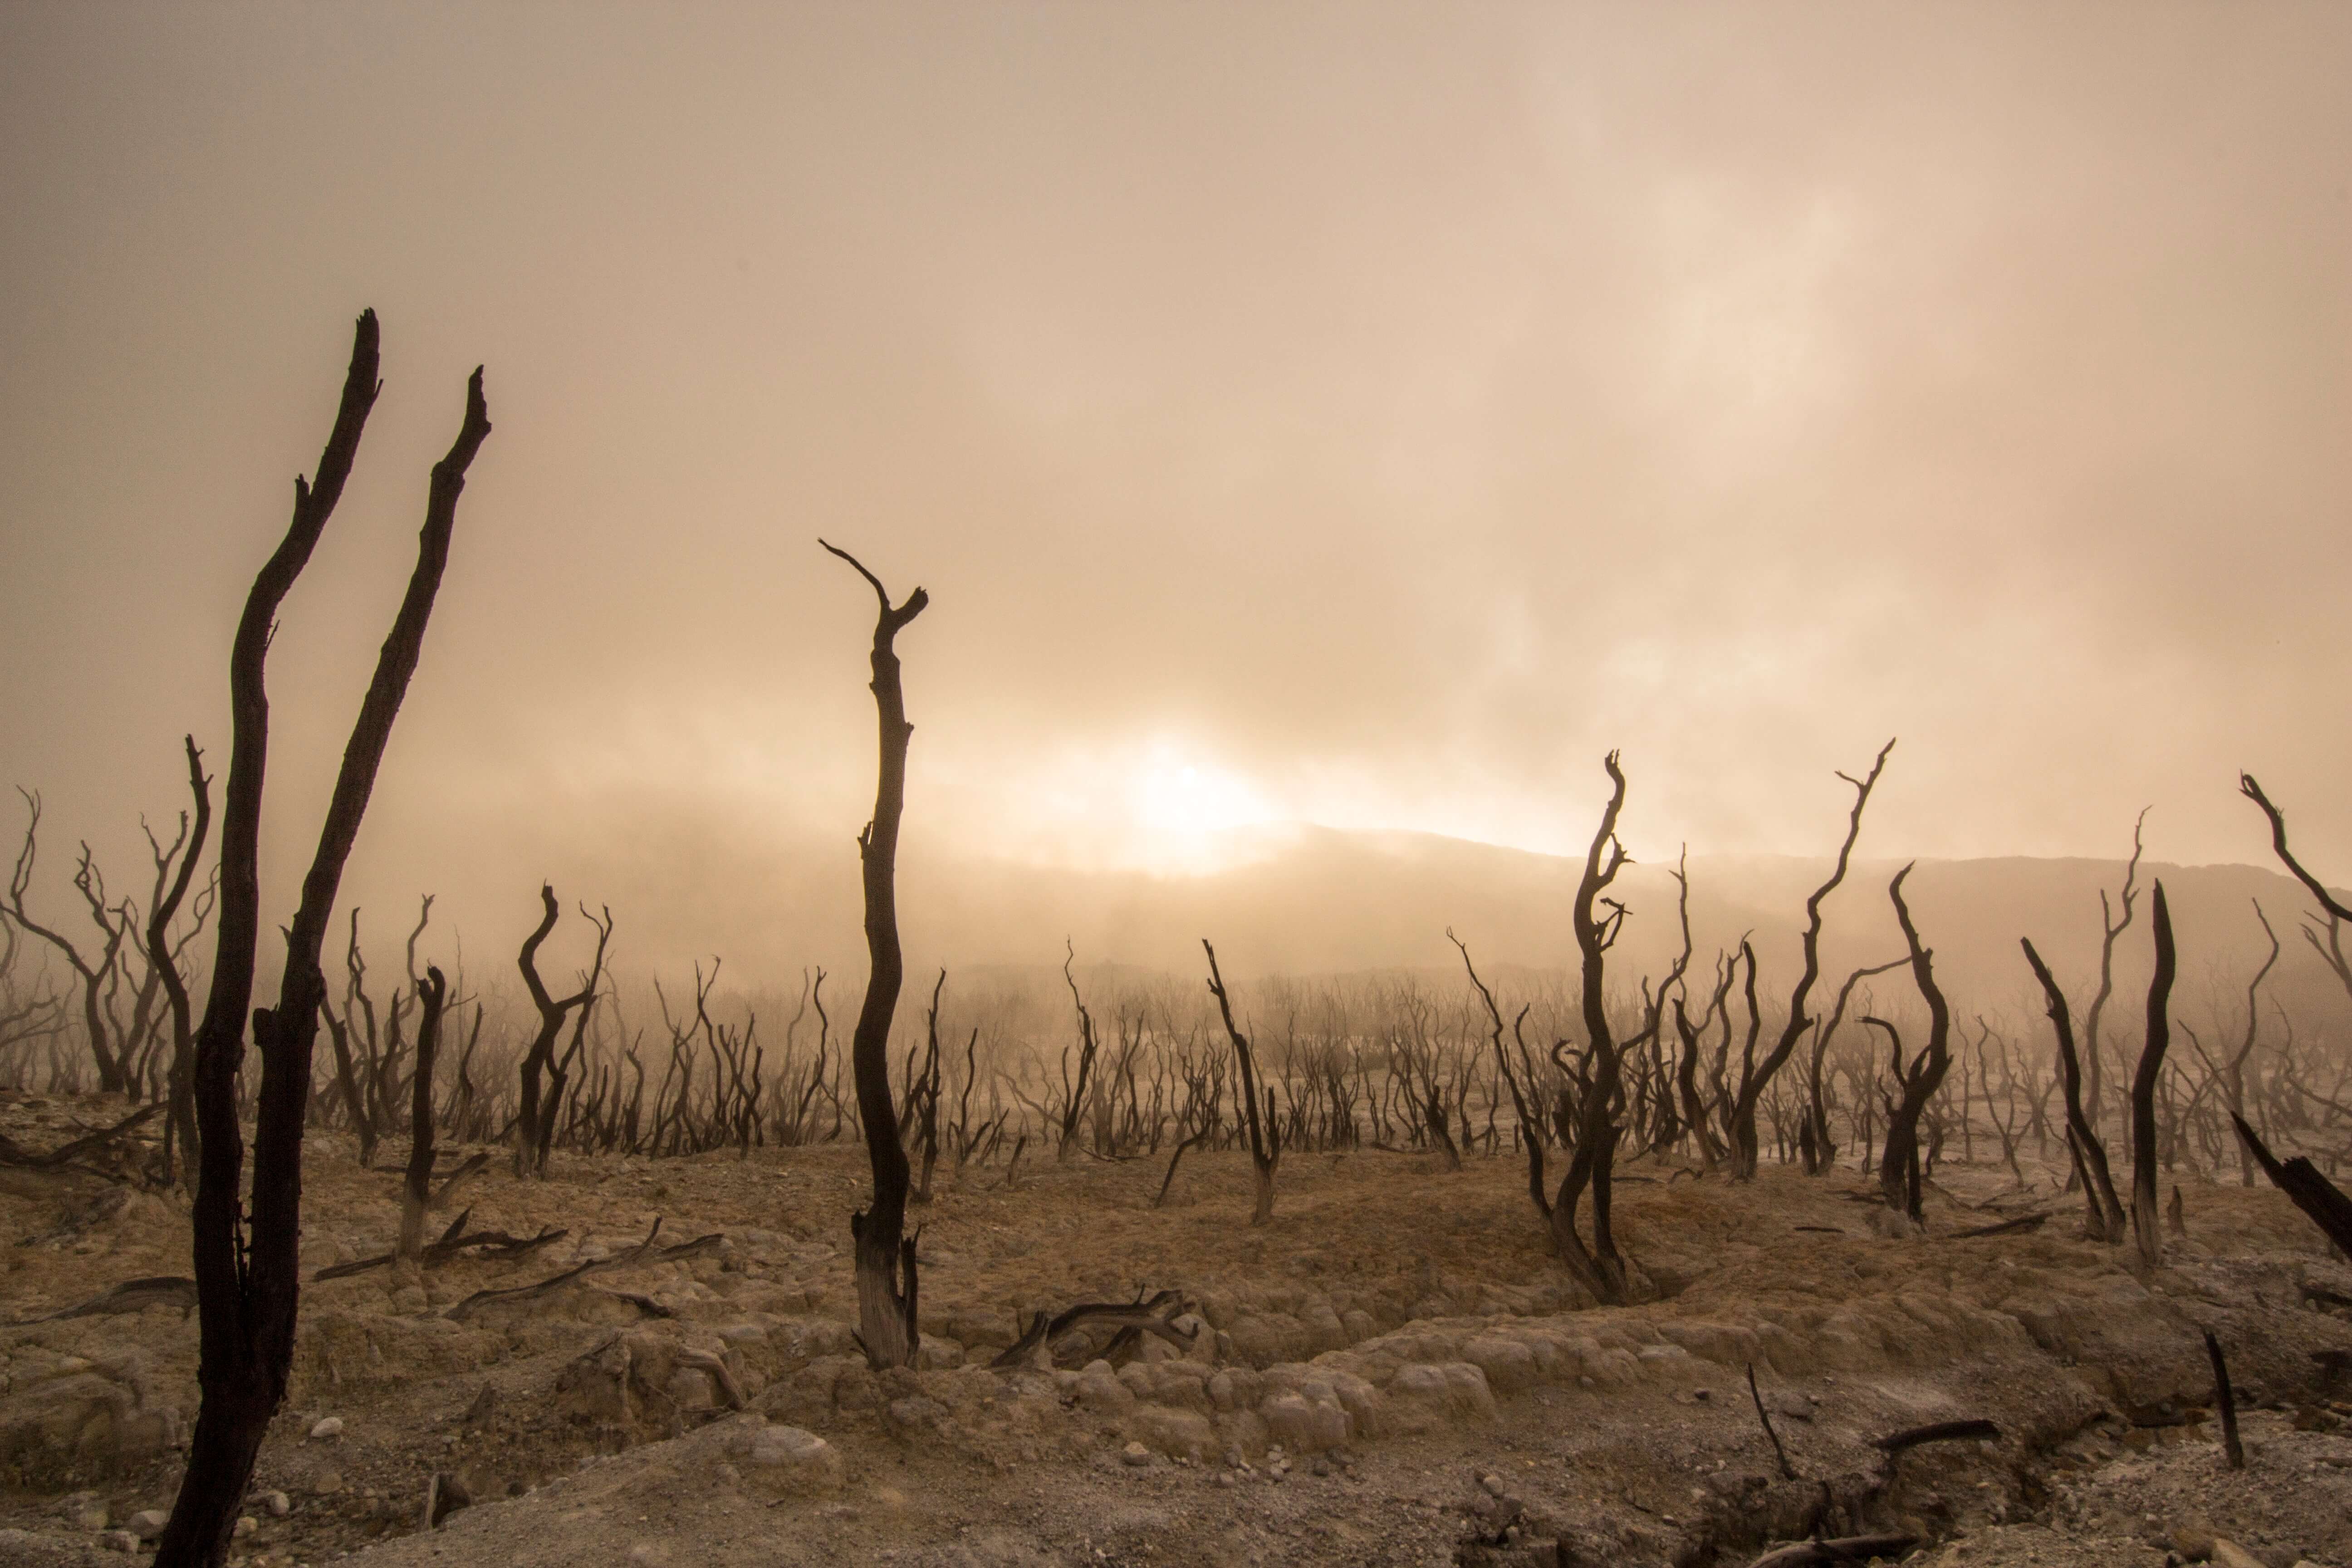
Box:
[5,4,2348,985]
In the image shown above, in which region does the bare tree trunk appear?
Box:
[824,541,927,1371]
[1551,752,1634,1304]
[1730,740,1892,1178]
[2021,937,2125,1242]
[1204,940,1279,1224]
[1878,865,1953,1226]
[159,314,487,1568]
[150,738,212,1186]
[397,967,447,1259]
[2129,882,2176,1269]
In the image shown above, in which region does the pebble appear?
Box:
[234,1517,259,1539]
[99,1530,137,1553]
[312,1471,344,1495]
[309,1416,344,1441]
[127,1510,169,1541]
[1121,1441,1152,1467]
[263,1491,292,1518]
[1480,1473,1508,1497]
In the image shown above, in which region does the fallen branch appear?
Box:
[1947,1213,2048,1240]
[1747,1362,1796,1480]
[0,1103,164,1174]
[1874,1418,2000,1455]
[1748,1535,1919,1568]
[313,1209,570,1281]
[989,1287,1193,1369]
[12,1274,196,1324]
[442,1218,667,1319]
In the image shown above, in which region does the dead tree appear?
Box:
[159,311,489,1568]
[1729,740,1893,1179]
[148,739,213,1185]
[512,886,612,1177]
[1878,865,1952,1226]
[1545,752,1636,1303]
[1203,939,1278,1224]
[2240,774,2352,1009]
[2082,812,2149,1144]
[1058,941,1101,1162]
[824,540,927,1370]
[397,967,449,1260]
[6,794,133,1094]
[2021,937,2125,1241]
[2128,881,2177,1269]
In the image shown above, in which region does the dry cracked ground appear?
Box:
[3,1088,2350,1568]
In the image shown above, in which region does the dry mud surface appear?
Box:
[4,1091,2350,1568]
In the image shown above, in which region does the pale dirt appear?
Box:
[3,1089,2349,1568]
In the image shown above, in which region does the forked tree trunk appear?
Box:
[2021,937,2125,1242]
[149,736,211,1187]
[397,966,448,1259]
[1728,740,1892,1179]
[1203,940,1279,1225]
[1878,865,1952,1225]
[2129,882,2176,1269]
[824,540,927,1370]
[159,314,488,1568]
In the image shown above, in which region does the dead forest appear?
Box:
[4,314,2350,1568]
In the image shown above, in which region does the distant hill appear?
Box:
[355,795,2352,1030]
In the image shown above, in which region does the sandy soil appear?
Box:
[3,1088,2348,1568]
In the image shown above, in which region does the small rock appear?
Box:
[2173,1522,2217,1562]
[1693,1388,1712,1402]
[309,1416,344,1441]
[99,1530,137,1553]
[263,1491,292,1518]
[1481,1473,1508,1497]
[1121,1441,1152,1467]
[1311,1457,1331,1477]
[127,1510,169,1541]
[234,1517,258,1539]
[312,1471,344,1495]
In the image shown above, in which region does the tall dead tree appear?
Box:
[1058,941,1101,1162]
[2128,881,2176,1269]
[1879,864,1953,1226]
[159,311,489,1568]
[149,738,213,1185]
[823,540,927,1370]
[6,794,133,1095]
[397,965,449,1259]
[1204,940,1279,1224]
[1546,752,1635,1303]
[2021,936,2125,1241]
[1728,740,1893,1179]
[2081,812,2149,1140]
[2240,774,2352,1009]
[513,886,612,1176]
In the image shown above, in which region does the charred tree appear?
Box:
[149,739,213,1186]
[823,540,927,1370]
[1878,865,1952,1226]
[1203,940,1279,1224]
[2240,774,2352,1009]
[512,886,611,1177]
[159,312,488,1568]
[1728,740,1893,1180]
[1547,752,1635,1303]
[2128,881,2176,1269]
[2020,937,2125,1242]
[397,966,448,1259]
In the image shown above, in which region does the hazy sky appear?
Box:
[3,4,2347,975]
